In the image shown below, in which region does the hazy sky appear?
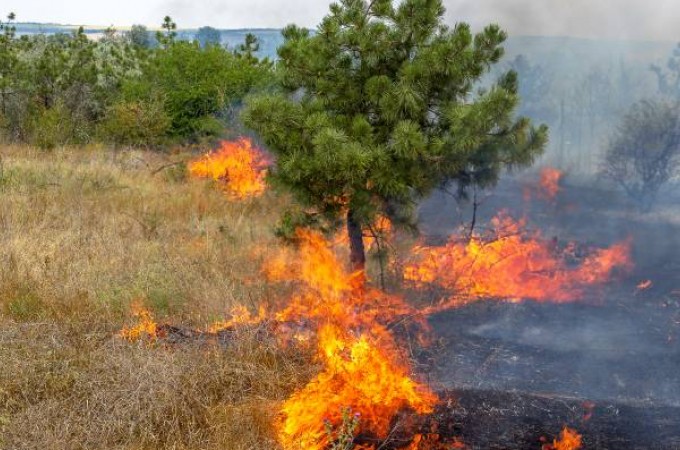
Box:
[4,0,678,41]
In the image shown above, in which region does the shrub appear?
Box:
[99,97,170,147]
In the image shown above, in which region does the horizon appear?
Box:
[3,0,680,42]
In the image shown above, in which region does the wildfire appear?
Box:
[404,211,632,305]
[119,302,158,342]
[539,167,563,201]
[543,427,582,450]
[279,324,436,449]
[334,214,393,251]
[263,229,436,449]
[188,137,269,199]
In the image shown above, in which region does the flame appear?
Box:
[539,167,563,201]
[404,212,632,306]
[262,229,436,449]
[334,215,393,251]
[542,427,582,450]
[279,324,436,450]
[208,305,267,333]
[188,138,269,199]
[406,434,467,449]
[119,302,157,342]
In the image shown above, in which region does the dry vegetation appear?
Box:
[0,145,313,449]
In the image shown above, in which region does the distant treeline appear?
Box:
[0,14,273,149]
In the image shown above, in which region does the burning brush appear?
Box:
[119,209,632,448]
[188,137,270,199]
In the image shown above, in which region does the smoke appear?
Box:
[149,0,679,41]
[444,0,679,41]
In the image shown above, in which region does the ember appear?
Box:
[188,137,269,199]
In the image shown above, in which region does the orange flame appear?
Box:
[404,212,632,306]
[542,427,582,450]
[261,229,436,449]
[539,167,563,201]
[279,324,436,449]
[188,138,269,199]
[119,302,157,342]
[208,305,267,333]
[334,215,393,250]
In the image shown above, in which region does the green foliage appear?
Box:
[0,13,273,147]
[156,16,177,48]
[98,97,170,147]
[28,101,86,149]
[133,38,272,140]
[243,0,548,263]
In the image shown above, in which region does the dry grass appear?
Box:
[0,145,313,449]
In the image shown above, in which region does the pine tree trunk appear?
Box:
[347,208,366,272]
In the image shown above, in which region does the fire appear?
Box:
[208,305,267,333]
[188,137,269,199]
[119,302,157,342]
[404,212,632,305]
[263,229,436,449]
[279,324,436,450]
[334,214,393,250]
[539,167,563,201]
[542,427,582,450]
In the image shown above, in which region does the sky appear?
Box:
[3,0,679,41]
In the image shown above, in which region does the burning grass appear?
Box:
[188,138,270,199]
[0,144,646,449]
[0,144,308,449]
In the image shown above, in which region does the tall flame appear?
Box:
[188,138,269,199]
[404,212,632,306]
[265,229,436,449]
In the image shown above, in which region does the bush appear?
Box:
[27,102,89,150]
[601,100,680,211]
[99,97,170,147]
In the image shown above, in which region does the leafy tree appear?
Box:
[601,100,680,212]
[156,16,177,48]
[195,26,221,48]
[243,0,547,270]
[127,24,152,49]
[234,33,260,63]
[0,12,17,118]
[131,40,271,139]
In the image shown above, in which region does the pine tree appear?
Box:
[242,0,548,271]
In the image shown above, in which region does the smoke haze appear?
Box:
[3,0,679,41]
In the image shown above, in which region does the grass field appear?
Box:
[0,145,314,449]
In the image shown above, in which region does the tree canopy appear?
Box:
[243,0,548,269]
[601,100,680,212]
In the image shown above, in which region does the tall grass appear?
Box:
[0,145,312,449]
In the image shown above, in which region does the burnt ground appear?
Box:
[412,174,680,448]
